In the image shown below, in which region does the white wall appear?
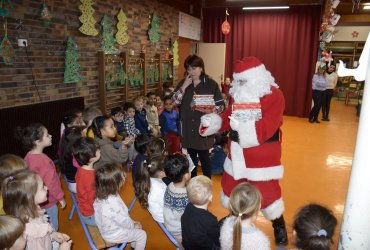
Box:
[333,26,370,41]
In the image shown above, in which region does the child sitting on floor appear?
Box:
[134,156,167,223]
[163,154,190,242]
[94,164,147,250]
[181,176,220,250]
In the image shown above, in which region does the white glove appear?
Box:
[200,115,212,127]
[229,116,240,131]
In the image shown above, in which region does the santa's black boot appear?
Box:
[272,215,288,245]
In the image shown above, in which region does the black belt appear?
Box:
[229,129,280,143]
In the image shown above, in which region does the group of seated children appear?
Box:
[0,86,338,250]
[133,153,338,250]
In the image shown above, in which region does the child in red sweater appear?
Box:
[16,123,65,231]
[72,137,101,226]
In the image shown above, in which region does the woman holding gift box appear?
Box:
[172,55,225,179]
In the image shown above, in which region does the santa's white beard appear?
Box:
[230,80,272,103]
[230,67,278,103]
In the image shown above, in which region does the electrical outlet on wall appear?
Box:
[17,39,28,47]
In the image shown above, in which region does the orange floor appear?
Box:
[59,100,358,249]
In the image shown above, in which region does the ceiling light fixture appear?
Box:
[242,6,290,10]
[364,5,370,9]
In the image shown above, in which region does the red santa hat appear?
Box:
[233,56,266,80]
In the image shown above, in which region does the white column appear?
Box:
[338,33,370,249]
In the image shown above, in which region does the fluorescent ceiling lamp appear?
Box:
[364,5,370,9]
[243,6,289,10]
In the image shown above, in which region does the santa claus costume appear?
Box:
[199,56,288,245]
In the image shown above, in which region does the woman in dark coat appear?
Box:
[172,55,225,178]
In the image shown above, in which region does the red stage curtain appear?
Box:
[203,6,321,117]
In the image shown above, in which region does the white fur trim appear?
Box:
[233,64,266,81]
[199,113,222,136]
[220,190,230,208]
[261,198,285,220]
[225,145,284,181]
[237,121,259,148]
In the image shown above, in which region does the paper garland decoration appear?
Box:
[79,0,98,36]
[172,39,179,66]
[0,0,14,17]
[148,13,160,43]
[105,67,126,89]
[116,9,129,46]
[40,2,52,28]
[63,37,84,83]
[100,15,119,54]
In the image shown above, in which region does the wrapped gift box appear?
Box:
[191,94,215,110]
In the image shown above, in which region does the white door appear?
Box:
[197,43,226,86]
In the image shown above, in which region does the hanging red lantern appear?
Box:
[222,20,230,35]
[222,8,230,35]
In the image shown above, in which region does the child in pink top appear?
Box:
[16,123,65,231]
[72,137,101,226]
[2,170,72,250]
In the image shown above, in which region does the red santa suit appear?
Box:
[200,57,285,220]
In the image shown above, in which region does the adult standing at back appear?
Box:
[321,64,338,121]
[172,55,225,178]
[309,65,327,123]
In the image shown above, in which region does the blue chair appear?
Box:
[155,221,183,250]
[129,194,183,249]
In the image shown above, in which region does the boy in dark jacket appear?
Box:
[159,96,180,154]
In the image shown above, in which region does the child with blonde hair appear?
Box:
[16,123,65,231]
[293,204,337,250]
[134,96,150,135]
[2,170,72,250]
[220,182,270,250]
[0,154,27,214]
[181,176,220,250]
[134,156,167,223]
[0,215,26,250]
[94,164,147,249]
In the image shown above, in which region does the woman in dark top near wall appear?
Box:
[172,55,225,179]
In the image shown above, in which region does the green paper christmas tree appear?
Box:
[0,35,16,65]
[40,2,52,28]
[63,37,84,83]
[0,0,14,17]
[148,13,160,43]
[172,39,179,66]
[100,15,119,55]
[79,0,98,36]
[116,9,129,46]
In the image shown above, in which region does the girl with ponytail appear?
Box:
[220,183,270,250]
[134,156,167,223]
